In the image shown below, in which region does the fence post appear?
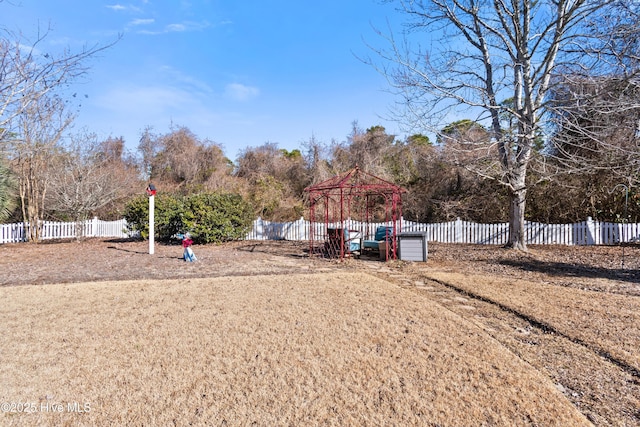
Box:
[254,217,263,240]
[586,216,595,245]
[455,218,463,243]
[296,216,309,240]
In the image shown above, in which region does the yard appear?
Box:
[0,239,638,425]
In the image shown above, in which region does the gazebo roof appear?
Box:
[304,165,406,195]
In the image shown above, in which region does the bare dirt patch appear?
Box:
[1,239,639,425]
[0,239,319,286]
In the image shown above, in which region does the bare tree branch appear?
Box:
[367,0,618,250]
[0,27,118,142]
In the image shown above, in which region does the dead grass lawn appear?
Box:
[0,272,588,426]
[425,271,640,375]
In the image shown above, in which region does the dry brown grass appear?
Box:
[424,271,640,375]
[2,239,640,425]
[0,272,588,426]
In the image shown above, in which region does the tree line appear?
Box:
[3,117,639,227]
[1,1,639,248]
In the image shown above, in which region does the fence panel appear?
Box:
[5,216,640,246]
[242,216,640,246]
[0,223,24,244]
[0,218,130,244]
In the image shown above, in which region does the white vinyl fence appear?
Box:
[245,216,640,246]
[0,218,130,244]
[3,216,640,246]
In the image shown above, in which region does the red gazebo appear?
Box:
[304,166,406,260]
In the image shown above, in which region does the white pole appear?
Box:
[149,194,155,255]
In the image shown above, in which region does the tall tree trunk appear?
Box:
[19,176,28,241]
[18,157,45,242]
[508,186,527,250]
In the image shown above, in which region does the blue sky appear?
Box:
[4,0,407,160]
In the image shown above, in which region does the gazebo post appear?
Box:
[308,192,316,257]
[339,188,345,259]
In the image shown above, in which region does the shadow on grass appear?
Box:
[499,259,640,285]
[106,239,182,258]
[107,245,147,254]
[106,246,185,261]
[236,241,387,263]
[104,237,181,246]
[104,237,141,244]
[236,241,310,259]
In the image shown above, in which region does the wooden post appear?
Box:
[146,183,157,255]
[149,194,155,255]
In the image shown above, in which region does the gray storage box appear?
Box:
[397,232,428,262]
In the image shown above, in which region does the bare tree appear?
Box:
[301,134,334,185]
[47,132,141,236]
[0,29,115,141]
[331,122,397,179]
[549,78,640,176]
[138,125,235,194]
[545,3,640,194]
[6,93,72,240]
[235,143,310,220]
[1,17,117,238]
[137,126,162,180]
[369,0,616,250]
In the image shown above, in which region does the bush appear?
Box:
[122,195,151,239]
[181,193,254,243]
[123,192,254,244]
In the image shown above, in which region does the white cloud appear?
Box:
[225,83,260,102]
[82,83,230,147]
[106,4,127,12]
[106,3,143,13]
[166,23,187,32]
[48,36,73,46]
[158,65,214,94]
[18,43,40,55]
[129,18,154,26]
[137,20,210,35]
[96,85,195,116]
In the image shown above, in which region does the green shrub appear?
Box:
[181,193,254,243]
[123,192,254,244]
[122,195,151,239]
